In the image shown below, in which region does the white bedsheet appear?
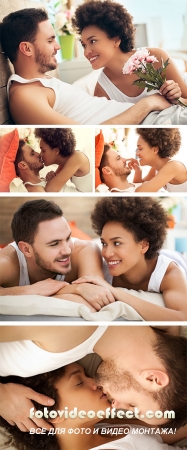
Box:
[0,289,165,321]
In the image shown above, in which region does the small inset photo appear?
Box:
[0,127,94,193]
[95,127,187,193]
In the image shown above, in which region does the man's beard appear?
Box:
[94,359,143,392]
[111,166,131,181]
[34,47,57,73]
[32,247,71,276]
[26,160,44,172]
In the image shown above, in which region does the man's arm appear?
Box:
[10,82,171,125]
[0,247,68,296]
[9,86,79,125]
[101,94,171,125]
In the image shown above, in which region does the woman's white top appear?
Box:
[105,254,186,293]
[59,151,92,192]
[97,70,157,103]
[0,327,107,377]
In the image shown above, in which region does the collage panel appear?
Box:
[0,127,95,194]
[95,127,187,194]
[0,324,187,448]
[0,195,186,322]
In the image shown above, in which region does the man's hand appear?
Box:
[147,93,171,111]
[72,276,115,310]
[29,279,69,296]
[0,383,55,432]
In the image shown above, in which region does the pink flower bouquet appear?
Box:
[122,48,186,107]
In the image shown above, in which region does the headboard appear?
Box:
[0,0,59,125]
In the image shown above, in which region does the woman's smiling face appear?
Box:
[81,25,120,70]
[55,363,110,425]
[101,222,148,276]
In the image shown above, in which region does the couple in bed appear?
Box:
[0,198,186,321]
[1,4,187,125]
[97,128,187,193]
[14,128,92,193]
[0,325,187,450]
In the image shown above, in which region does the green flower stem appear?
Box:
[177,98,187,108]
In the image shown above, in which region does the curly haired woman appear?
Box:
[72,0,187,106]
[34,128,92,192]
[130,128,187,192]
[73,197,187,321]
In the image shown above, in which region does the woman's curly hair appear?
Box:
[35,128,76,157]
[72,0,135,53]
[91,197,168,259]
[136,128,181,158]
[0,367,66,450]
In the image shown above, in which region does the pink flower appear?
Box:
[146,55,159,63]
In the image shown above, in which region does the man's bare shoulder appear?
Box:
[9,80,78,125]
[0,246,19,286]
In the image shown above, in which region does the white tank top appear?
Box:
[0,327,107,376]
[9,242,65,285]
[105,254,186,293]
[97,70,156,103]
[24,180,46,188]
[7,74,131,125]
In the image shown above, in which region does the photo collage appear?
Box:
[0,0,187,449]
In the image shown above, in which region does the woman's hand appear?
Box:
[160,80,182,103]
[72,276,115,310]
[46,171,56,182]
[126,158,142,183]
[72,275,110,289]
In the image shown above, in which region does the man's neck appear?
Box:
[14,62,47,80]
[104,176,133,191]
[26,258,58,284]
[19,170,42,184]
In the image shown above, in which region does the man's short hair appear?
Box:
[0,8,48,63]
[35,128,76,157]
[136,128,181,158]
[91,197,168,259]
[152,328,187,428]
[11,199,63,245]
[99,144,111,183]
[14,139,25,176]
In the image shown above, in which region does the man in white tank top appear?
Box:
[1,9,175,126]
[96,145,142,193]
[0,199,115,308]
[13,138,46,192]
